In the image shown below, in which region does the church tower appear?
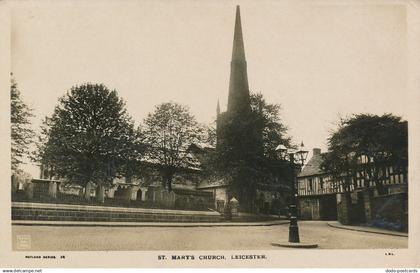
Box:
[227,5,251,114]
[216,6,252,149]
[215,6,263,211]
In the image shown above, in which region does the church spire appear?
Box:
[227,5,250,114]
[216,99,220,116]
[231,5,246,62]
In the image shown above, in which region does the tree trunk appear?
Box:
[167,175,173,192]
[84,182,92,201]
[96,184,105,203]
[161,172,167,189]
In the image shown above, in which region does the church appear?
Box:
[198,6,289,213]
[32,6,288,215]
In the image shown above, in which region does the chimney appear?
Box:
[313,148,321,156]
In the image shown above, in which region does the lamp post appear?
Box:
[271,142,318,248]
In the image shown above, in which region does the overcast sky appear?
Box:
[11,1,407,177]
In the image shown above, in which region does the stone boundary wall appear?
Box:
[12,202,222,223]
[370,192,408,232]
[337,191,408,231]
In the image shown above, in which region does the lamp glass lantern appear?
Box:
[295,142,309,166]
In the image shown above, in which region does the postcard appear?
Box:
[1,0,419,268]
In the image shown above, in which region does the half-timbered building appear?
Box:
[297,148,408,231]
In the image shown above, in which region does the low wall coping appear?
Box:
[12,202,221,216]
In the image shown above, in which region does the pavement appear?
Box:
[12,219,409,238]
[12,221,408,250]
[12,219,408,238]
[327,221,408,237]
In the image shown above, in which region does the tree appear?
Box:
[11,76,34,173]
[250,93,292,158]
[322,113,408,195]
[143,102,203,191]
[31,116,53,175]
[213,92,292,211]
[203,123,217,147]
[37,83,143,201]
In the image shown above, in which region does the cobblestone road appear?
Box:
[12,221,407,251]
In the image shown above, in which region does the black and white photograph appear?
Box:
[2,0,420,269]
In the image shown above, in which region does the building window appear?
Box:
[320,177,324,189]
[308,178,313,191]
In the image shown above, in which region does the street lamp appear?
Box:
[271,142,318,248]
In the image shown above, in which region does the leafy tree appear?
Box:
[143,102,204,191]
[214,92,292,211]
[31,117,53,175]
[322,113,408,195]
[250,93,292,158]
[215,107,261,209]
[203,123,217,147]
[250,93,294,200]
[11,76,34,173]
[37,83,143,201]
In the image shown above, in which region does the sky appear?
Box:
[11,1,408,177]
